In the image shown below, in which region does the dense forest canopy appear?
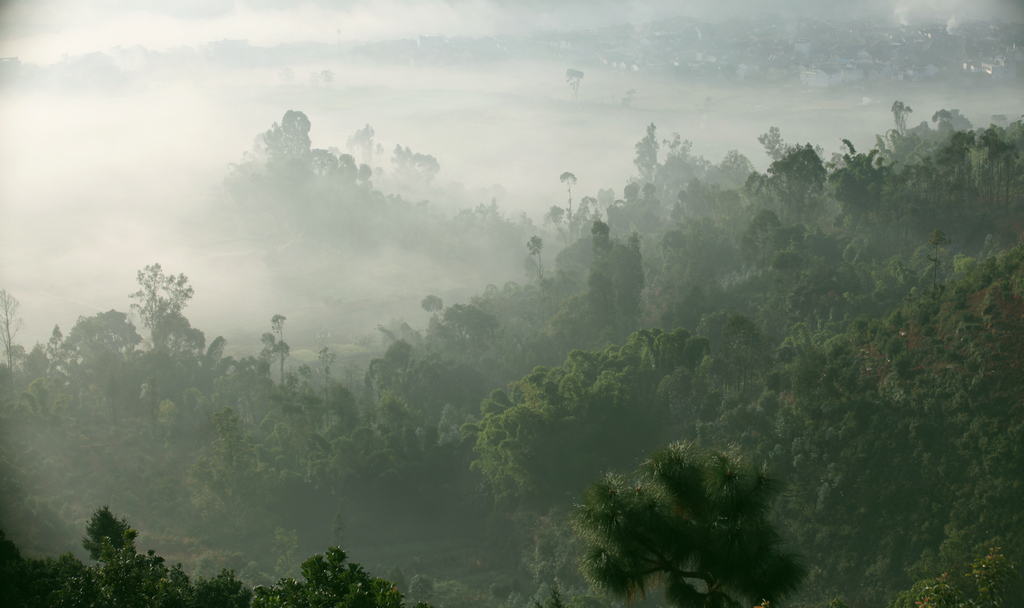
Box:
[2,102,1023,608]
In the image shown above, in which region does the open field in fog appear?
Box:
[2,55,1021,353]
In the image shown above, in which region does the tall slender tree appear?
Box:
[892,101,913,136]
[927,229,951,291]
[634,123,660,184]
[261,314,290,383]
[566,69,584,101]
[560,171,577,240]
[0,288,22,373]
[129,264,199,352]
[528,236,545,279]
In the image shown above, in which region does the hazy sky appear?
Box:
[2,0,1022,63]
[1,0,1022,348]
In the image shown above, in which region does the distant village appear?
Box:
[1,15,1020,90]
[357,15,1022,87]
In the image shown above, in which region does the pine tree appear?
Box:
[82,506,130,562]
[573,442,806,608]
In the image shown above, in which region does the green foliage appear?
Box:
[252,547,420,608]
[2,515,252,608]
[828,140,890,223]
[83,505,130,561]
[891,548,1016,608]
[130,263,204,354]
[190,407,272,537]
[521,508,586,588]
[6,113,1024,608]
[410,574,435,601]
[470,328,702,507]
[573,442,806,608]
[273,527,300,579]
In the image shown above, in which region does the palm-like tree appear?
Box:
[573,442,806,608]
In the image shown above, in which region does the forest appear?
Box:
[1,103,1022,608]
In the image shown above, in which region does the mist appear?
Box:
[3,1,1023,64]
[2,0,1024,605]
[3,0,1021,351]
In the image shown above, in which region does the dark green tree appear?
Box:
[573,442,806,608]
[252,547,428,608]
[587,221,644,343]
[190,407,271,536]
[828,140,890,223]
[82,506,130,562]
[890,548,1016,608]
[740,209,782,271]
[764,144,826,225]
[927,229,951,290]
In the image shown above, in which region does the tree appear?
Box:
[264,110,312,163]
[392,145,440,184]
[890,548,1015,608]
[566,69,584,101]
[252,547,428,608]
[347,124,377,166]
[717,150,755,189]
[573,442,806,608]
[927,229,951,290]
[764,144,826,224]
[718,313,769,392]
[827,140,889,222]
[758,126,789,161]
[740,209,781,271]
[261,314,290,383]
[528,236,545,279]
[0,288,23,373]
[634,123,660,184]
[560,171,578,240]
[587,222,644,343]
[420,295,443,313]
[317,346,338,399]
[128,264,203,353]
[892,101,913,136]
[546,205,568,246]
[190,407,271,535]
[65,310,140,358]
[82,506,130,562]
[932,109,972,135]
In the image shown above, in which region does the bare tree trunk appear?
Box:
[0,288,23,372]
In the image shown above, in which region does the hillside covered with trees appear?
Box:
[1,105,1023,608]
